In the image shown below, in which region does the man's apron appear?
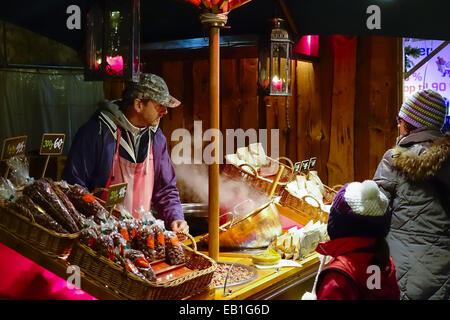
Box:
[101,127,155,219]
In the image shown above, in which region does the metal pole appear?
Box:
[208,25,220,261]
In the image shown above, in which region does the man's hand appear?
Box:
[171,220,189,240]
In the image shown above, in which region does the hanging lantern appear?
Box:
[85,0,141,82]
[258,18,293,96]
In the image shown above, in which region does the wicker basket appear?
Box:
[279,184,342,224]
[0,201,79,257]
[67,232,217,300]
[222,156,295,196]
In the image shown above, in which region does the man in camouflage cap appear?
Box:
[63,73,188,235]
[123,73,181,109]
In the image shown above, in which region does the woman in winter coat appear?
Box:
[303,180,400,300]
[373,89,450,300]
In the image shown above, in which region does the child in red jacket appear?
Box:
[303,180,400,300]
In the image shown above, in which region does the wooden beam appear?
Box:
[208,26,220,262]
[277,0,299,36]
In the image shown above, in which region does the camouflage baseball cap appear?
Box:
[124,73,181,108]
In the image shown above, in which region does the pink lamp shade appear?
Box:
[293,35,319,57]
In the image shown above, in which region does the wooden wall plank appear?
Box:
[315,36,334,186]
[192,59,210,156]
[220,58,240,156]
[239,58,259,132]
[327,36,357,186]
[354,37,372,182]
[296,61,314,163]
[367,37,401,178]
[182,59,195,133]
[355,36,401,181]
[161,60,184,154]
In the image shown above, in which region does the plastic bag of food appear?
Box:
[99,216,118,235]
[6,155,33,188]
[150,220,166,260]
[0,177,17,202]
[123,258,146,281]
[136,206,156,225]
[96,234,116,261]
[118,205,133,220]
[10,195,68,233]
[23,179,79,233]
[124,249,156,282]
[164,231,185,265]
[79,227,101,249]
[121,219,142,247]
[66,184,108,223]
[45,178,85,230]
[110,231,128,256]
[135,225,157,262]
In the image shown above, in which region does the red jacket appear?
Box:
[315,237,400,300]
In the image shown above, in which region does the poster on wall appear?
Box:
[404,38,450,105]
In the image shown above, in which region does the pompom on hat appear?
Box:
[327,180,391,239]
[399,89,446,130]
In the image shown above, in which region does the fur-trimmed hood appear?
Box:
[392,130,450,181]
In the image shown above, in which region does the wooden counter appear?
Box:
[0,202,320,300]
[188,252,318,300]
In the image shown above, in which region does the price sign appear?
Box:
[293,162,302,173]
[1,136,28,161]
[300,159,310,172]
[105,183,128,207]
[40,133,66,155]
[308,157,317,170]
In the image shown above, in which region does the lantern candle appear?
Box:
[272,76,283,91]
[106,55,124,75]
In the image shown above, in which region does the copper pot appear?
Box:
[218,200,282,249]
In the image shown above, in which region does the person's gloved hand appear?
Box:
[171,220,189,240]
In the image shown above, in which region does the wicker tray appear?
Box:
[67,232,217,300]
[279,184,342,224]
[222,156,295,197]
[0,201,79,258]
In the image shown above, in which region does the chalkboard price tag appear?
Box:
[308,157,317,170]
[293,162,302,173]
[40,133,66,155]
[106,183,128,207]
[1,136,28,161]
[300,159,310,172]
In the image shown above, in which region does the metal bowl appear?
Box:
[181,203,209,236]
[184,200,282,249]
[218,200,282,249]
[213,261,258,288]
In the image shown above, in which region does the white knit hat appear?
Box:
[344,180,389,217]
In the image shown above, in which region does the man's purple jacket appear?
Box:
[62,111,184,227]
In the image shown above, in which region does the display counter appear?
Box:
[0,222,318,300]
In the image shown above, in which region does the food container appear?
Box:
[222,157,295,197]
[0,201,79,258]
[182,203,209,236]
[217,200,282,249]
[212,261,258,289]
[68,232,217,300]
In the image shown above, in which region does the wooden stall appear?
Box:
[136,35,402,188]
[0,0,404,301]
